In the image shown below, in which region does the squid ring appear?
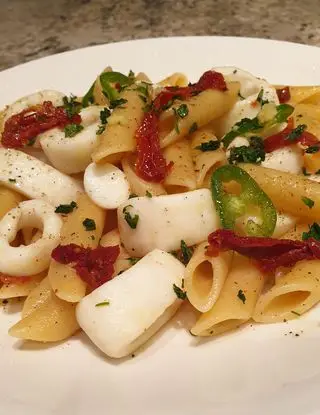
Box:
[0,199,63,276]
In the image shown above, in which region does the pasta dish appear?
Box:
[1,66,320,358]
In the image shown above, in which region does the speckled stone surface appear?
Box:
[1,0,320,71]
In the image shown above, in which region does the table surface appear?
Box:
[1,0,319,71]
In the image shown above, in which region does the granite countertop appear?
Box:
[1,0,319,71]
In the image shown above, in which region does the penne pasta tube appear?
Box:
[76,249,185,358]
[92,87,146,164]
[163,140,196,193]
[118,189,220,257]
[0,272,46,299]
[293,104,320,139]
[159,83,239,148]
[0,186,24,219]
[253,260,320,323]
[48,193,105,303]
[191,254,264,336]
[158,72,188,87]
[184,242,233,312]
[287,86,320,106]
[240,163,320,220]
[22,276,52,318]
[121,156,166,197]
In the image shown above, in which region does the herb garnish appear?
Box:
[286,124,307,141]
[302,222,320,241]
[223,117,263,148]
[95,301,110,307]
[237,289,246,304]
[64,123,84,137]
[291,310,301,316]
[110,98,128,109]
[176,104,189,118]
[8,178,16,183]
[305,146,320,154]
[189,122,198,134]
[256,89,269,106]
[180,240,193,265]
[301,196,314,209]
[82,218,96,231]
[173,282,187,300]
[228,136,265,164]
[99,71,134,103]
[123,205,139,229]
[129,193,138,199]
[62,95,82,118]
[128,257,140,265]
[146,190,152,198]
[55,201,77,214]
[96,107,111,135]
[196,140,220,152]
[82,82,95,107]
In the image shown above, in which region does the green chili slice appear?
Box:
[211,165,277,237]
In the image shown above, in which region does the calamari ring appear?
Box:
[0,199,63,276]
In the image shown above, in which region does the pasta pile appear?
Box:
[1,65,320,359]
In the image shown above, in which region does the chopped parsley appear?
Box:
[27,137,36,146]
[189,122,198,134]
[96,107,111,135]
[62,95,82,118]
[99,71,134,102]
[110,98,128,109]
[301,196,314,209]
[302,222,320,241]
[291,310,301,316]
[256,89,269,106]
[128,257,140,265]
[305,146,320,154]
[8,178,16,183]
[223,117,263,148]
[82,218,96,231]
[173,283,187,300]
[95,301,110,307]
[123,205,139,229]
[129,193,138,199]
[55,201,77,214]
[146,190,152,198]
[137,83,150,103]
[228,136,265,164]
[180,240,193,265]
[176,104,189,118]
[273,104,294,124]
[286,124,307,141]
[237,289,246,304]
[238,91,245,100]
[64,123,84,137]
[195,140,220,152]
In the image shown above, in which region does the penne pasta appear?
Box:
[0,186,24,219]
[22,276,52,318]
[163,140,196,193]
[159,83,239,148]
[287,85,320,106]
[240,164,320,221]
[0,272,45,299]
[293,103,320,140]
[121,156,166,197]
[191,254,264,336]
[190,126,227,188]
[48,193,105,303]
[92,86,147,164]
[184,242,233,313]
[158,72,188,87]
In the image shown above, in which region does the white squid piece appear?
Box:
[39,106,104,174]
[76,249,185,358]
[261,146,303,174]
[213,67,279,136]
[0,148,83,206]
[84,162,130,209]
[1,90,65,123]
[118,189,220,257]
[0,200,62,276]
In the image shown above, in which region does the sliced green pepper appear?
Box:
[211,165,277,237]
[99,71,134,103]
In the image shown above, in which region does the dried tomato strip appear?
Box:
[207,229,320,273]
[1,101,81,148]
[52,243,120,289]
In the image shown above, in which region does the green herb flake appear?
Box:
[176,104,189,119]
[238,91,245,100]
[196,140,220,152]
[8,178,16,183]
[301,196,314,209]
[146,190,152,198]
[55,201,77,214]
[228,136,265,165]
[237,289,246,304]
[82,218,96,231]
[96,125,106,135]
[291,310,301,316]
[123,205,139,229]
[305,146,320,154]
[274,104,295,124]
[302,222,320,241]
[223,117,263,148]
[129,193,138,199]
[27,137,36,146]
[95,301,110,307]
[173,283,187,300]
[189,122,198,134]
[256,89,269,106]
[64,123,84,137]
[128,257,140,265]
[110,98,128,109]
[82,82,95,107]
[286,124,307,141]
[180,240,193,265]
[62,95,82,118]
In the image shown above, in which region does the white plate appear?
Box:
[1,36,320,415]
